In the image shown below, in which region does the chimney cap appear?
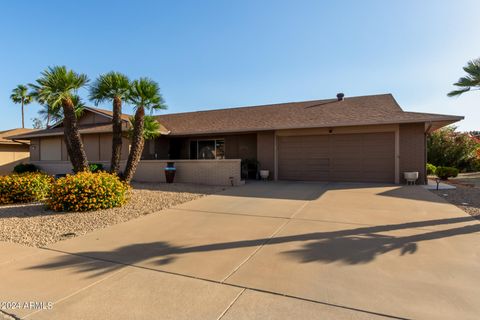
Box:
[336,93,345,101]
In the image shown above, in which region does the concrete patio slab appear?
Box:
[47,208,286,281]
[30,267,243,320]
[225,218,480,320]
[0,249,120,318]
[221,289,390,320]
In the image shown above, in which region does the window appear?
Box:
[189,139,225,159]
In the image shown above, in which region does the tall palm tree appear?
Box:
[448,58,480,97]
[89,72,131,174]
[122,78,166,183]
[30,66,90,172]
[10,84,33,128]
[37,95,85,127]
[129,115,162,140]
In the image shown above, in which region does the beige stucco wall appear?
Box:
[31,134,130,162]
[31,159,242,186]
[0,144,30,174]
[399,123,426,184]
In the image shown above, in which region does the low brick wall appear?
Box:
[31,159,242,186]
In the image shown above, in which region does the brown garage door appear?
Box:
[277,132,395,183]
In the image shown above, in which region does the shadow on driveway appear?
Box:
[27,215,479,276]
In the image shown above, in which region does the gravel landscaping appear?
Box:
[429,174,480,220]
[0,182,226,247]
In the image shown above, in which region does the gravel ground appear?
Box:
[0,182,226,247]
[430,184,480,220]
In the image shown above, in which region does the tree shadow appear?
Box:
[26,216,480,277]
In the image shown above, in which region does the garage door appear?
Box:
[277,132,395,183]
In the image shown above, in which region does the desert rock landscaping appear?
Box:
[0,182,225,247]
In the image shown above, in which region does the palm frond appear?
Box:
[128,115,162,139]
[448,58,480,97]
[89,71,131,105]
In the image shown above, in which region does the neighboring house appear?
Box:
[8,94,463,185]
[0,128,33,174]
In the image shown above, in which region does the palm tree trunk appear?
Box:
[46,113,51,129]
[21,98,24,128]
[62,98,89,172]
[122,106,145,183]
[110,96,123,174]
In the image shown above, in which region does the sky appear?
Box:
[0,0,478,131]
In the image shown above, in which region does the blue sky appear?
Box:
[0,0,478,131]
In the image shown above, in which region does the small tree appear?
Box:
[10,85,33,128]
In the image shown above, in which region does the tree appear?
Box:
[129,115,162,140]
[427,126,480,171]
[89,72,131,174]
[122,78,166,183]
[10,84,33,128]
[30,66,90,172]
[37,94,85,127]
[31,117,45,129]
[448,58,480,97]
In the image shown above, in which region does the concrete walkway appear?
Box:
[1,182,479,319]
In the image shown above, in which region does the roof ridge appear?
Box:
[155,93,394,118]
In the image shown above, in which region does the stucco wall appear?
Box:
[31,134,130,162]
[256,131,275,179]
[31,159,242,186]
[399,123,426,184]
[0,144,30,174]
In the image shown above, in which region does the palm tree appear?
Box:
[30,66,90,172]
[89,72,131,174]
[129,115,162,140]
[448,58,480,97]
[122,78,166,183]
[38,95,85,127]
[10,84,33,128]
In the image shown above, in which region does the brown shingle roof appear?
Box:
[155,94,463,135]
[0,128,35,145]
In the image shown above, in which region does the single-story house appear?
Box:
[8,93,463,185]
[0,128,33,174]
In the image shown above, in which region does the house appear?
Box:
[8,93,463,185]
[0,128,33,174]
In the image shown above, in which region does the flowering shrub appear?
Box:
[0,173,53,205]
[47,172,129,212]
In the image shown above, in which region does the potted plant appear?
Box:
[164,161,176,183]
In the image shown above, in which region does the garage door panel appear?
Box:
[278,132,395,183]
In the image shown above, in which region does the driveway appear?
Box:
[1,182,479,319]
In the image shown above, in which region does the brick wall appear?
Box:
[399,123,426,184]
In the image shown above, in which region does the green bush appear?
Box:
[0,173,53,205]
[426,163,437,175]
[47,172,129,212]
[89,163,104,173]
[13,163,39,174]
[435,166,459,180]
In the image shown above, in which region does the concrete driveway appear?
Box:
[1,182,479,320]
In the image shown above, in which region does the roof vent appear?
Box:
[336,93,345,101]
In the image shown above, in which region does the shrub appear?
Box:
[0,173,52,205]
[428,126,479,171]
[426,163,437,175]
[47,172,129,212]
[13,163,38,174]
[435,166,459,180]
[89,163,104,173]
